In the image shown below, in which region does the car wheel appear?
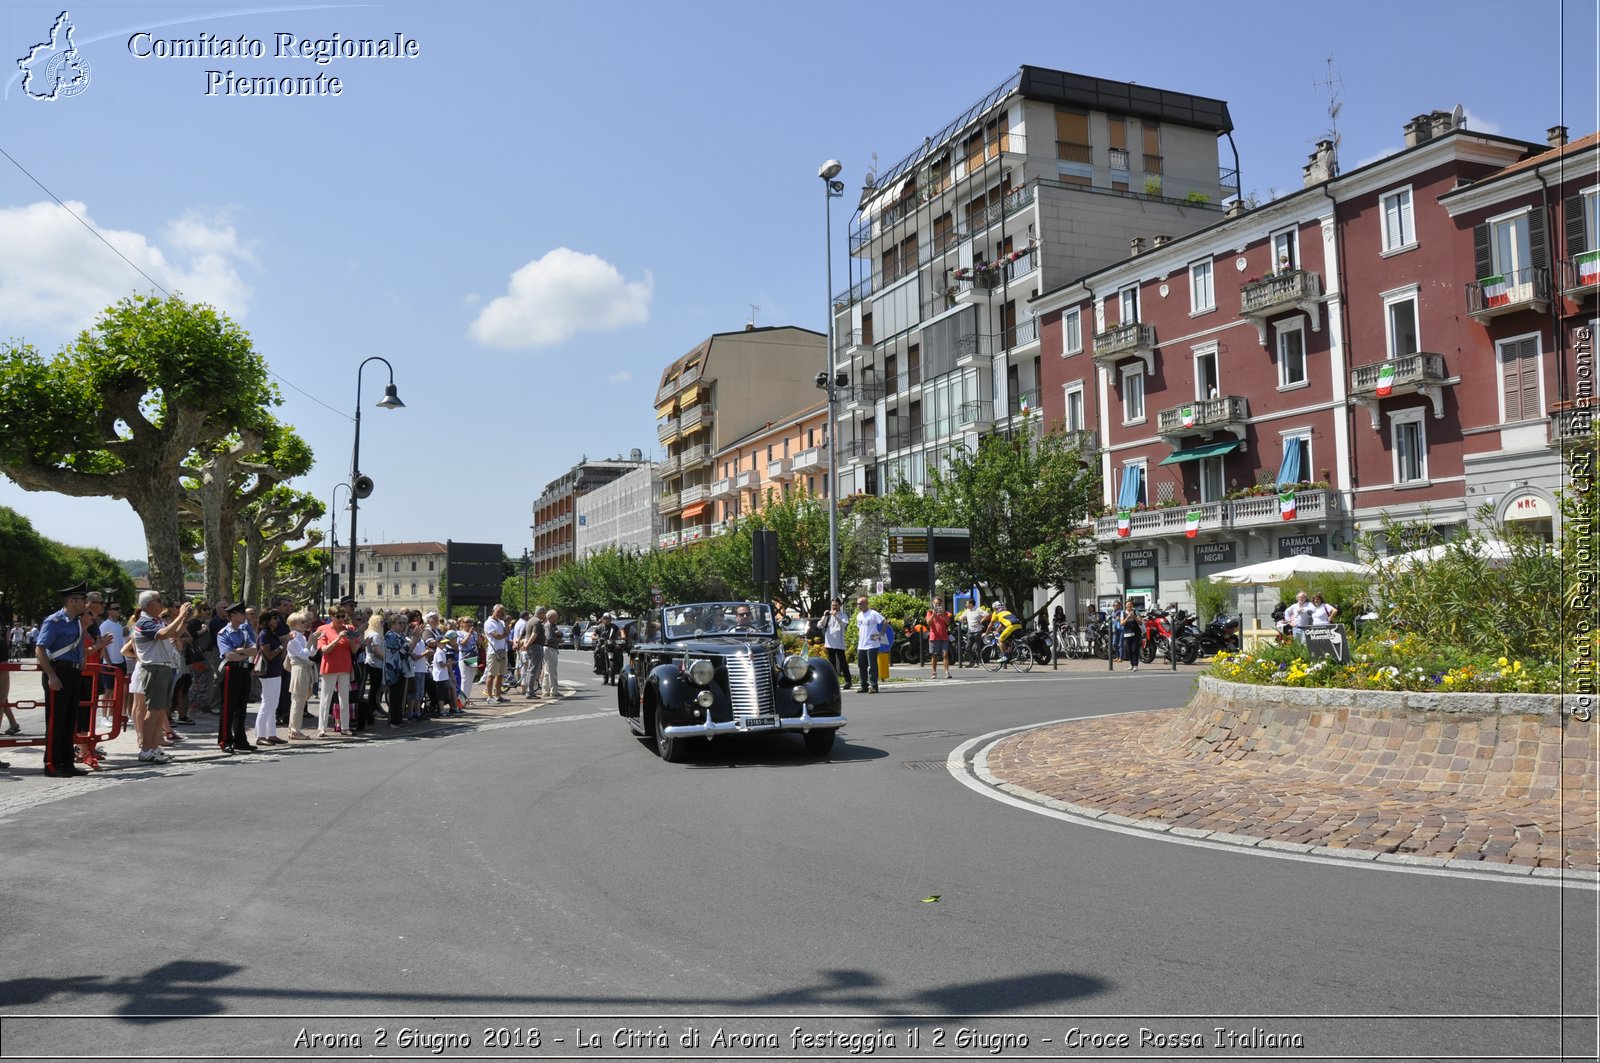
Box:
[802,728,836,756]
[979,644,1002,672]
[652,704,688,763]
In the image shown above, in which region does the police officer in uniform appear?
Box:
[216,602,259,753]
[34,582,90,777]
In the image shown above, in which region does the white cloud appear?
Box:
[607,370,633,384]
[0,200,253,335]
[467,247,651,349]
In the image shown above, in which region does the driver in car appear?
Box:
[727,605,755,632]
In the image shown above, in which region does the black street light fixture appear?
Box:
[348,357,405,607]
[324,482,351,611]
[818,158,847,601]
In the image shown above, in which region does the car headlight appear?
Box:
[782,654,810,682]
[686,658,716,686]
[791,686,809,703]
[696,689,715,708]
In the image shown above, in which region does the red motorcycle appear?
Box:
[1139,609,1177,663]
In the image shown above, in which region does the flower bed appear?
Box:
[1211,633,1566,694]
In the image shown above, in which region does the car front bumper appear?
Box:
[660,706,846,739]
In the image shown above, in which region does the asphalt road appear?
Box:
[0,668,1594,1061]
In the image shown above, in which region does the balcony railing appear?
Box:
[657,529,682,550]
[1091,322,1156,373]
[1057,141,1092,164]
[709,477,733,498]
[955,330,996,367]
[679,403,710,434]
[1349,352,1448,428]
[791,446,826,473]
[1156,395,1249,440]
[1005,316,1039,348]
[679,443,710,469]
[734,470,757,490]
[1091,489,1337,542]
[954,269,1003,304]
[1144,154,1164,176]
[831,275,874,312]
[1239,269,1323,344]
[680,483,707,507]
[957,399,993,430]
[844,381,885,410]
[1005,249,1037,283]
[767,458,793,482]
[932,228,969,255]
[680,523,708,545]
[970,184,1035,232]
[1549,406,1596,449]
[654,365,701,405]
[657,490,682,514]
[1562,251,1600,295]
[656,416,679,444]
[1466,266,1551,320]
[886,424,925,451]
[839,439,877,464]
[657,454,680,477]
[1062,429,1097,458]
[1108,148,1130,171]
[1009,389,1040,417]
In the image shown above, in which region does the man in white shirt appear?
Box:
[1284,591,1315,642]
[853,596,886,694]
[99,602,129,712]
[482,604,510,704]
[510,612,529,692]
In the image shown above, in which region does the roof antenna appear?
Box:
[1314,55,1343,177]
[747,304,759,328]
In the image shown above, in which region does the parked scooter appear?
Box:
[1017,622,1054,667]
[1194,612,1241,657]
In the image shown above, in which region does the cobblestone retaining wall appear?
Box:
[1152,678,1596,801]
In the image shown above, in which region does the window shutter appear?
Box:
[1527,207,1548,269]
[1566,194,1587,255]
[1518,339,1541,422]
[1473,223,1492,280]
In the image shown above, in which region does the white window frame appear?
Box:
[1063,382,1086,432]
[1276,319,1308,390]
[1381,185,1416,255]
[1279,427,1314,485]
[1495,331,1545,424]
[1192,342,1220,401]
[1382,285,1421,359]
[1270,226,1299,273]
[1120,363,1146,425]
[1197,455,1225,503]
[1583,187,1600,246]
[1061,307,1083,356]
[1118,284,1140,324]
[1486,205,1533,276]
[1189,258,1215,314]
[1391,407,1428,485]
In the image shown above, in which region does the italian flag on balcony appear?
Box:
[1374,363,1396,398]
[1579,250,1600,284]
[1480,274,1511,308]
[1181,406,1195,428]
[1185,509,1201,538]
[1116,509,1131,537]
[1279,491,1297,520]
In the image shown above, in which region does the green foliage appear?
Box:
[1143,177,1162,196]
[842,591,926,656]
[1187,575,1231,625]
[0,506,135,618]
[55,545,137,609]
[1211,634,1564,694]
[700,487,881,612]
[1184,190,1211,204]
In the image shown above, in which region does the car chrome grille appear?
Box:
[726,648,773,718]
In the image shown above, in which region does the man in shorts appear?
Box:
[925,596,953,679]
[482,604,510,704]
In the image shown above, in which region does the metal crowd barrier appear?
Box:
[1,659,130,771]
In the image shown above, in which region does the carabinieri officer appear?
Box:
[34,582,90,777]
[216,602,259,753]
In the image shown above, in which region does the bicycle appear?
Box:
[978,633,1034,673]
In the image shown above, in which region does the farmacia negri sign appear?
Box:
[127,31,421,96]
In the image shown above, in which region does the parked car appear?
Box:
[617,601,845,762]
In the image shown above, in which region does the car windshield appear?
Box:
[661,602,774,639]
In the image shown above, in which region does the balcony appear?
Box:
[680,522,708,545]
[1156,395,1249,442]
[1061,428,1098,459]
[792,445,826,474]
[1005,248,1038,284]
[657,529,682,551]
[969,184,1036,233]
[654,365,701,405]
[657,453,680,477]
[656,415,680,445]
[1548,405,1595,450]
[957,399,993,433]
[955,330,995,369]
[1094,502,1224,543]
[1239,269,1323,344]
[767,457,793,482]
[1008,389,1040,418]
[1092,322,1157,375]
[679,403,711,434]
[844,381,884,413]
[734,469,757,491]
[839,439,877,466]
[1349,352,1448,429]
[680,442,710,469]
[709,477,734,499]
[707,519,732,537]
[1005,316,1039,350]
[1229,487,1334,529]
[1466,266,1551,321]
[656,490,682,515]
[886,424,925,452]
[680,483,707,507]
[831,276,873,313]
[953,268,1003,306]
[1561,251,1600,296]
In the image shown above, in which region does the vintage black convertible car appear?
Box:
[617,601,845,761]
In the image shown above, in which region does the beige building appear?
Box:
[336,541,447,613]
[654,325,827,549]
[704,402,831,540]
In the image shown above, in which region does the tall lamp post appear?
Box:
[348,357,405,605]
[818,159,847,602]
[325,482,351,612]
[520,548,531,612]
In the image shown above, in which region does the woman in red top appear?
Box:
[314,608,360,737]
[925,597,954,680]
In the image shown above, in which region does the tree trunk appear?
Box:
[135,484,187,602]
[241,523,263,605]
[199,463,231,605]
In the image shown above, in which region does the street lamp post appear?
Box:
[348,357,405,607]
[818,159,847,602]
[325,482,351,612]
[520,548,531,612]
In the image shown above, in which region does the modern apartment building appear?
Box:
[830,65,1237,499]
[1031,109,1588,612]
[532,454,651,576]
[574,461,662,558]
[654,325,827,549]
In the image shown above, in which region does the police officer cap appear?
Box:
[338,595,358,607]
[58,581,88,598]
[224,602,247,615]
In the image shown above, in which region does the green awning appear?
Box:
[1159,439,1242,465]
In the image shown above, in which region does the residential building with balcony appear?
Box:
[699,402,830,545]
[574,461,662,559]
[335,541,446,613]
[1034,107,1565,610]
[654,325,826,547]
[830,65,1237,504]
[531,453,651,576]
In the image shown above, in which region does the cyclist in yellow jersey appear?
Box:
[986,601,1022,660]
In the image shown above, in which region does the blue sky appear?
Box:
[1,0,1596,563]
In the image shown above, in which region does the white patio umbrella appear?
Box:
[1204,555,1368,638]
[1385,538,1514,570]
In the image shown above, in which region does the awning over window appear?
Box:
[1158,439,1242,466]
[679,502,709,519]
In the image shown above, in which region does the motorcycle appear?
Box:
[1017,622,1054,667]
[1139,608,1178,663]
[1166,609,1203,665]
[1195,612,1242,657]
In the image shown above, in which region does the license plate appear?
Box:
[737,715,778,731]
